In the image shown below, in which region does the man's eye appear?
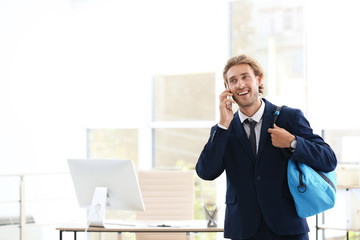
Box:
[242,75,249,80]
[230,79,236,83]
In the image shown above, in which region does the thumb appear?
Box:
[273,123,280,129]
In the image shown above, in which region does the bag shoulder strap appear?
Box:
[272,105,307,192]
[272,105,283,127]
[273,105,337,193]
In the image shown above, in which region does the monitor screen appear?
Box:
[68,159,145,227]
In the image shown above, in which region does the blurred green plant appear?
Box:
[348,231,360,240]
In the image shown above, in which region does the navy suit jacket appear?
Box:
[196,99,337,239]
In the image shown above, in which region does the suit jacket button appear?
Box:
[256,176,261,181]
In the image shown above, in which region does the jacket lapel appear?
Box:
[232,111,255,159]
[256,99,276,161]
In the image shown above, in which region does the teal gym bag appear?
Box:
[273,106,337,218]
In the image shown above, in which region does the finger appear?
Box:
[221,97,235,106]
[225,99,235,109]
[227,98,236,104]
[273,124,280,129]
[221,89,232,96]
[220,100,232,112]
[226,102,232,109]
[220,89,233,101]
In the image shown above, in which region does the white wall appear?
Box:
[0,0,227,174]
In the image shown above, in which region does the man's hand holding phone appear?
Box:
[219,89,236,129]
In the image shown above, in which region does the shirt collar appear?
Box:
[238,99,265,123]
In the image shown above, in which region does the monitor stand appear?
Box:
[88,187,108,227]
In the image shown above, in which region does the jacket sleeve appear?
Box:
[290,109,337,172]
[195,125,229,180]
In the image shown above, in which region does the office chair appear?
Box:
[136,170,195,240]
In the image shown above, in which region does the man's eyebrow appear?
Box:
[230,72,249,77]
[228,72,250,80]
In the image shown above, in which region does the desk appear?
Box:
[57,220,224,240]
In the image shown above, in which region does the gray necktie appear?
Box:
[245,119,257,156]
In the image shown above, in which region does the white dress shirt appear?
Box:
[239,99,265,154]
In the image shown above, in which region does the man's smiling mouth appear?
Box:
[238,91,249,96]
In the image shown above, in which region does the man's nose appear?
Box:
[237,79,245,89]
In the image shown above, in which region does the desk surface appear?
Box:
[57,220,224,233]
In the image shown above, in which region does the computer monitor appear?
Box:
[68,159,145,227]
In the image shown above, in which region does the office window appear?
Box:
[153,73,215,121]
[283,8,293,31]
[153,128,209,168]
[231,0,307,110]
[322,129,360,164]
[87,129,138,165]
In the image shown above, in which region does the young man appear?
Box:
[196,55,337,240]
